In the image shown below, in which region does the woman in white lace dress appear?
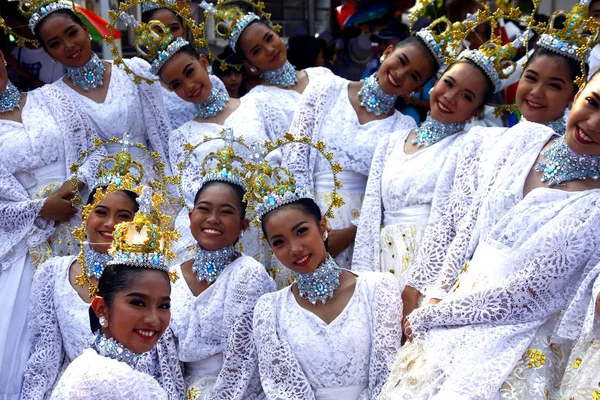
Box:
[169,154,276,399]
[380,59,600,400]
[21,185,184,399]
[252,183,402,399]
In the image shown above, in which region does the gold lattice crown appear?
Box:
[92,149,143,191]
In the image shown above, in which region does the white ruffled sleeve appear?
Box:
[210,259,276,400]
[21,257,66,399]
[253,293,316,400]
[409,196,600,337]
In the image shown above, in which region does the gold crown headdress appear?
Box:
[536,1,600,88]
[244,133,344,225]
[105,0,203,84]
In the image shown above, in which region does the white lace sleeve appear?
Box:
[409,198,600,337]
[352,134,392,272]
[253,293,316,400]
[21,257,65,399]
[367,272,403,399]
[210,260,276,400]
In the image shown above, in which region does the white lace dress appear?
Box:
[253,271,402,400]
[170,255,276,399]
[0,86,98,400]
[286,74,416,270]
[380,124,600,400]
[168,92,288,266]
[352,127,462,283]
[50,348,168,399]
[21,255,185,399]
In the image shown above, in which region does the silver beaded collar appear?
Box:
[413,113,466,148]
[194,87,230,119]
[358,73,397,116]
[534,135,600,186]
[93,333,142,369]
[83,244,111,280]
[261,60,298,88]
[191,245,236,283]
[0,81,20,113]
[66,53,105,92]
[522,116,567,136]
[296,255,342,305]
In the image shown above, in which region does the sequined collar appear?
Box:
[191,245,236,283]
[522,116,567,136]
[65,53,105,92]
[0,81,20,113]
[93,333,142,368]
[261,60,298,88]
[296,255,342,305]
[83,244,111,280]
[413,113,466,148]
[194,87,230,119]
[358,73,397,116]
[534,135,600,186]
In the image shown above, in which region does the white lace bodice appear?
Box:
[253,271,402,399]
[352,128,462,271]
[50,348,168,400]
[170,255,276,399]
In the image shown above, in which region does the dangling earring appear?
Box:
[88,33,93,42]
[99,316,108,328]
[379,55,386,63]
[322,230,328,241]
[249,67,258,73]
[409,91,415,96]
[428,87,434,95]
[3,59,6,67]
[239,230,245,239]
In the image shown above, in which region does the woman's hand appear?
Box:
[402,285,421,320]
[327,225,357,258]
[39,181,84,222]
[402,317,413,343]
[429,298,441,305]
[596,292,600,315]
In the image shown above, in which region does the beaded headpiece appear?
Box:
[18,0,74,33]
[244,133,344,224]
[108,186,180,274]
[536,1,600,88]
[141,0,177,13]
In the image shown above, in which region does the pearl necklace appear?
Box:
[83,244,111,279]
[93,333,141,368]
[413,113,466,148]
[534,135,600,186]
[296,255,342,305]
[194,87,229,119]
[358,73,397,116]
[65,53,105,92]
[191,245,235,283]
[261,60,298,88]
[0,81,20,113]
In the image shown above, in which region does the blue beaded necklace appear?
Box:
[413,113,466,148]
[0,81,20,113]
[192,245,235,283]
[261,60,298,88]
[65,53,105,92]
[534,135,600,186]
[358,73,397,116]
[522,116,567,136]
[296,255,342,305]
[93,333,141,368]
[194,87,229,119]
[83,244,111,280]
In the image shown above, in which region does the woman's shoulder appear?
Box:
[231,255,275,285]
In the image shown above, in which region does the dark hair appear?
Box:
[261,198,329,250]
[527,47,585,95]
[141,8,184,26]
[234,18,272,54]
[212,46,245,78]
[89,264,169,333]
[395,36,439,82]
[33,9,85,49]
[193,181,247,221]
[444,0,483,23]
[287,36,326,70]
[86,188,140,211]
[446,59,495,110]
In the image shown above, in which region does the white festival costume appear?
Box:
[253,271,402,399]
[21,256,184,398]
[287,74,416,269]
[352,126,462,279]
[380,123,600,399]
[170,255,276,399]
[50,348,168,400]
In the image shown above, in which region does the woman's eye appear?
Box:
[524,75,536,82]
[266,34,273,42]
[463,94,473,102]
[94,209,107,216]
[196,206,209,211]
[118,213,132,220]
[444,79,452,88]
[410,73,418,82]
[159,303,171,310]
[130,300,145,307]
[48,41,59,49]
[171,82,181,90]
[586,97,598,107]
[186,68,194,77]
[296,227,308,236]
[252,48,260,56]
[549,83,561,90]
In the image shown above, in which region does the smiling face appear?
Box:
[238,21,287,72]
[429,61,489,124]
[37,13,92,68]
[86,191,137,253]
[516,55,576,124]
[189,182,248,251]
[146,9,187,39]
[565,74,600,155]
[159,50,213,103]
[376,40,438,97]
[263,205,328,275]
[93,268,171,354]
